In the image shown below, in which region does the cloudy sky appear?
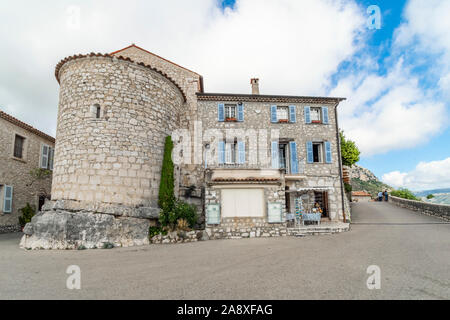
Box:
[0,0,449,191]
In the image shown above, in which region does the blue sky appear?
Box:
[347,0,450,181]
[1,0,449,191]
[224,0,450,190]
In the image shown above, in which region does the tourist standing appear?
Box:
[378,191,383,202]
[384,190,389,202]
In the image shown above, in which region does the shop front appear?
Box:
[285,187,332,227]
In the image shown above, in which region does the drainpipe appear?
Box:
[334,101,346,223]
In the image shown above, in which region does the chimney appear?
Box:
[250,78,259,95]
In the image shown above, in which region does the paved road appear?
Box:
[0,202,449,299]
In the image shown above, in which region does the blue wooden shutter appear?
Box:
[304,106,311,124]
[49,147,54,170]
[206,204,221,225]
[322,107,329,124]
[325,141,332,163]
[218,103,225,122]
[289,105,296,123]
[270,105,277,123]
[271,141,279,169]
[237,104,244,122]
[306,141,313,163]
[268,202,282,223]
[3,185,13,213]
[289,141,299,174]
[41,144,49,169]
[238,141,245,164]
[218,141,225,164]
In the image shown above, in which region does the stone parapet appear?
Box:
[390,196,450,221]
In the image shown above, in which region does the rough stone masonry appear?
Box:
[21,45,348,249]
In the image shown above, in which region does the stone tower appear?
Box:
[21,50,194,249]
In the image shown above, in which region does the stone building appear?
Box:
[0,111,55,233]
[21,44,348,249]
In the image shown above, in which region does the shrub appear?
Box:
[149,226,167,238]
[390,188,419,201]
[426,194,434,199]
[176,218,189,231]
[159,200,197,231]
[102,242,114,249]
[18,203,36,228]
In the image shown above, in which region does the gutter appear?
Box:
[334,102,347,223]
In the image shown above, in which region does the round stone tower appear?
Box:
[21,53,186,249]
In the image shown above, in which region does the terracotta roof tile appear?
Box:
[196,92,345,104]
[352,191,372,197]
[0,110,55,143]
[212,177,280,183]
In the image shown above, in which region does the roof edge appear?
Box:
[111,44,202,77]
[196,92,346,103]
[0,110,55,143]
[54,53,187,102]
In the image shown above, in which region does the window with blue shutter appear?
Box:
[271,141,279,169]
[218,141,225,164]
[289,141,299,174]
[322,106,329,124]
[238,141,245,164]
[41,144,49,169]
[268,202,282,223]
[270,105,277,123]
[206,204,221,225]
[237,104,244,122]
[306,141,313,163]
[3,185,13,213]
[325,141,332,163]
[289,105,296,123]
[218,103,225,122]
[304,106,311,124]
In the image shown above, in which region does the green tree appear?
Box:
[426,194,434,199]
[158,135,175,213]
[340,131,360,167]
[390,188,419,201]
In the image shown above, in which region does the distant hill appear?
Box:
[347,164,392,198]
[414,188,450,197]
[415,188,450,205]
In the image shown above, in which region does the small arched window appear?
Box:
[95,104,101,119]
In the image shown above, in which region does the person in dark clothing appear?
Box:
[384,190,388,202]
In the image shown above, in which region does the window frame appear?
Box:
[310,107,322,123]
[312,142,324,163]
[276,106,289,122]
[224,140,237,164]
[224,104,237,121]
[13,134,25,159]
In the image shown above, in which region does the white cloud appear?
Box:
[330,0,450,156]
[0,0,365,136]
[330,60,447,156]
[382,157,450,191]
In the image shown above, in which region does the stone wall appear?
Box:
[111,46,205,198]
[197,99,345,221]
[390,196,450,221]
[52,55,184,208]
[0,117,54,227]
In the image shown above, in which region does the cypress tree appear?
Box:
[158,135,175,213]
